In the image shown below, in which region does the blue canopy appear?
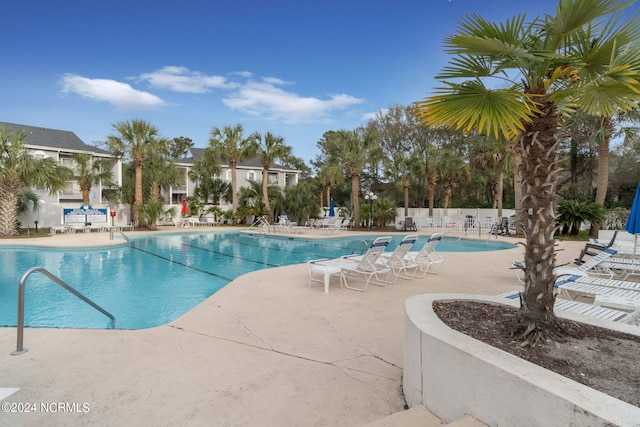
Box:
[625,183,640,235]
[329,199,335,217]
[625,183,640,261]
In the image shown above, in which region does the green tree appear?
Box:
[470,134,513,217]
[323,129,379,223]
[208,124,258,219]
[107,119,164,225]
[255,132,291,214]
[72,152,113,205]
[414,0,640,341]
[0,126,71,235]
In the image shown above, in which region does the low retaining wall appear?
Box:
[404,294,640,427]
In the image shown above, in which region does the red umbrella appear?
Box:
[181,199,189,216]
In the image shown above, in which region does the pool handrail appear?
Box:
[12,266,116,356]
[109,228,129,242]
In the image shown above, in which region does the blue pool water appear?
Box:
[0,232,515,329]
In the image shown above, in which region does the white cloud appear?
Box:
[362,108,389,121]
[137,66,233,93]
[60,74,163,110]
[222,77,364,124]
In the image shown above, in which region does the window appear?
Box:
[32,150,46,159]
[225,170,232,181]
[247,170,256,181]
[268,172,279,185]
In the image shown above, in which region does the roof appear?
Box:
[185,147,299,172]
[0,121,112,156]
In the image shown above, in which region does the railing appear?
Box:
[350,239,370,255]
[12,267,116,355]
[109,229,129,242]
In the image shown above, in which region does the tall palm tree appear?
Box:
[255,132,291,214]
[470,135,513,218]
[208,124,258,219]
[72,153,113,205]
[0,125,71,235]
[439,149,470,208]
[414,0,640,341]
[107,119,163,225]
[324,128,378,223]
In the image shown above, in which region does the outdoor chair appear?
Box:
[403,217,417,232]
[404,233,444,277]
[575,230,619,265]
[308,236,392,291]
[380,234,419,280]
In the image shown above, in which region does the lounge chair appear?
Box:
[575,230,619,264]
[404,233,444,277]
[513,248,618,283]
[380,234,419,280]
[320,217,343,234]
[499,290,635,323]
[403,217,417,232]
[308,236,392,291]
[554,275,640,310]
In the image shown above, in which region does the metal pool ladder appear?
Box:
[11,267,116,356]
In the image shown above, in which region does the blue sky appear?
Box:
[1,0,560,163]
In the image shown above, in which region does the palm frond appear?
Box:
[415,80,540,140]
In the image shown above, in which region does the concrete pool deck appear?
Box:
[0,228,586,426]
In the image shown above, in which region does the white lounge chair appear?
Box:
[308,236,392,291]
[380,234,419,280]
[513,248,618,283]
[499,290,635,323]
[405,233,444,277]
[555,275,640,306]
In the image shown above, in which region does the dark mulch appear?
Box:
[433,301,640,407]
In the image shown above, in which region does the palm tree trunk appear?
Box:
[428,172,437,216]
[516,99,562,340]
[325,186,330,212]
[591,116,612,237]
[134,161,143,225]
[230,161,237,219]
[0,178,20,236]
[262,166,270,213]
[351,174,360,224]
[403,179,409,217]
[496,170,504,219]
[82,188,91,205]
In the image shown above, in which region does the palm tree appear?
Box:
[208,124,258,220]
[439,149,470,209]
[255,132,291,214]
[414,0,640,341]
[0,125,71,235]
[72,153,113,205]
[107,119,163,225]
[470,135,513,218]
[324,128,378,223]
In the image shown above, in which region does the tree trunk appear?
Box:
[496,170,504,219]
[81,187,91,205]
[0,177,20,236]
[403,179,410,217]
[262,166,270,213]
[516,99,563,342]
[428,172,437,217]
[230,161,237,220]
[591,116,612,237]
[351,173,360,225]
[134,160,143,226]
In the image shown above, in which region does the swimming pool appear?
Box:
[0,232,515,329]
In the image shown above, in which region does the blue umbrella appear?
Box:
[625,183,640,262]
[329,199,335,217]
